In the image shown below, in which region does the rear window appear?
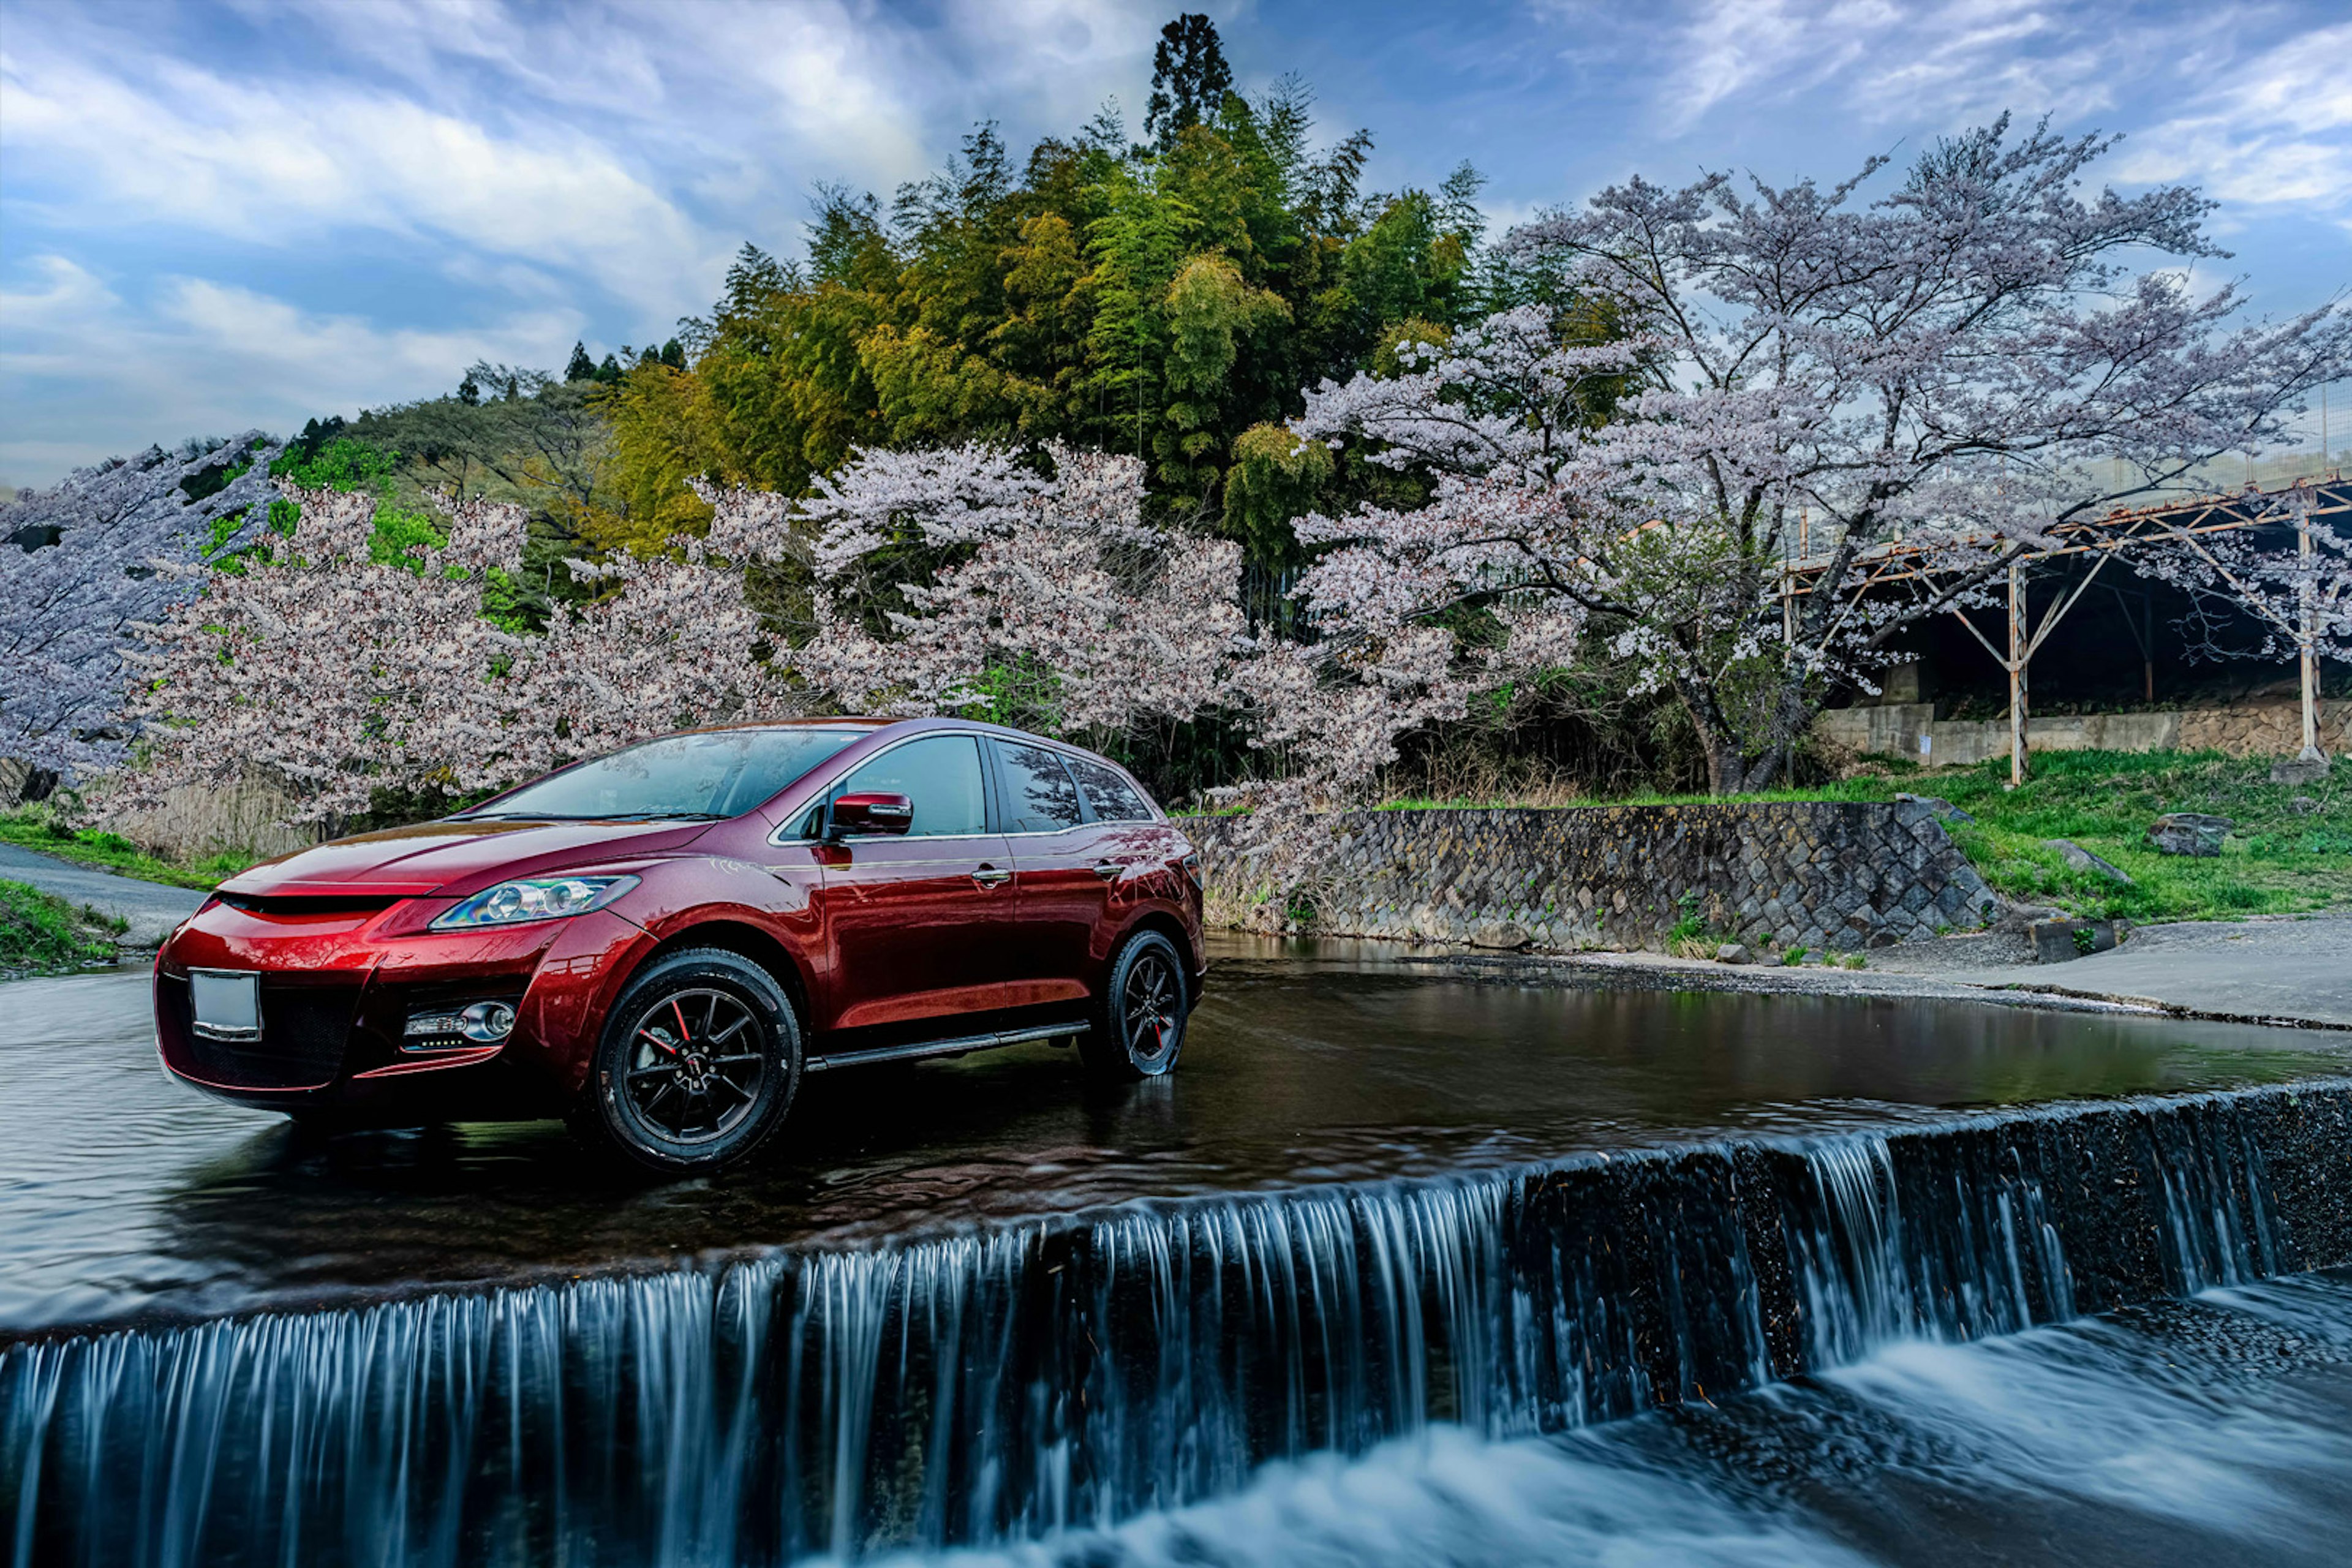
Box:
[461,729,863,821]
[1067,756,1155,823]
[995,741,1085,833]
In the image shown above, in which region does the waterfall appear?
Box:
[5,1080,2345,1567]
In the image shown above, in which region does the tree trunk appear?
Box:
[1686,677,1812,796]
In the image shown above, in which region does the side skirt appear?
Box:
[804,1020,1088,1074]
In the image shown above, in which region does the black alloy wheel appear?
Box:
[1081,930,1189,1080]
[575,947,801,1174]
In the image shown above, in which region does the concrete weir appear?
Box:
[1189,801,2000,953]
[6,1079,2347,1565]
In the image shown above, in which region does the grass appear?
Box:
[0,879,128,977]
[0,805,255,892]
[1379,748,2352,925]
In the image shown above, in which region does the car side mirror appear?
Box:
[827,792,914,839]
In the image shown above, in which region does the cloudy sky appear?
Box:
[2,0,2346,485]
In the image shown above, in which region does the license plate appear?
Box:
[189,970,262,1042]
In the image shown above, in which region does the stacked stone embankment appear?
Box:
[1185,801,1999,954]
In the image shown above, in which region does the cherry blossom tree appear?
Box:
[0,433,281,783]
[698,442,1245,748]
[1278,118,2352,795]
[124,486,782,823]
[121,487,533,820]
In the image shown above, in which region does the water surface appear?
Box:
[5,939,2345,1330]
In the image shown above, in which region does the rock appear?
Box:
[2041,838,2134,885]
[2029,918,2119,964]
[1996,902,2064,935]
[1757,952,1784,967]
[1895,792,1974,824]
[2290,796,2321,816]
[1715,943,1751,964]
[1865,929,1901,949]
[2271,750,2331,786]
[2146,812,2232,858]
[1470,921,1529,950]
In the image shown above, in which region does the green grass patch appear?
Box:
[1379,748,2352,925]
[0,807,254,891]
[0,879,128,977]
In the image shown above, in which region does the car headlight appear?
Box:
[429,875,638,931]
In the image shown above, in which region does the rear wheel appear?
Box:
[571,947,801,1175]
[1080,930,1189,1080]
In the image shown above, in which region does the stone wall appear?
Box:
[1186,801,1999,954]
[1815,696,2349,768]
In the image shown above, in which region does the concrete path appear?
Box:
[0,842,206,948]
[1943,912,2352,1030]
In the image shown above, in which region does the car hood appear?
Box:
[216,818,714,899]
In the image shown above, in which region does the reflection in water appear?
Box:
[1,944,2346,1330]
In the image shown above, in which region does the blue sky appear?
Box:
[2,0,2346,486]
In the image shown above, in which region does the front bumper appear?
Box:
[154,899,652,1120]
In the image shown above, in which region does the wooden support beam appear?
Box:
[2009,560,2029,789]
[2302,510,2322,760]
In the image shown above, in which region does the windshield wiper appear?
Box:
[619,811,726,821]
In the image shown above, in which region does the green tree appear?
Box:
[1145,13,1234,151]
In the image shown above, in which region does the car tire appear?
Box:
[1080,929,1189,1081]
[570,946,802,1176]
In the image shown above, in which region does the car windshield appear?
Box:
[459,729,865,822]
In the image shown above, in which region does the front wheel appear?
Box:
[1080,930,1189,1080]
[570,947,801,1175]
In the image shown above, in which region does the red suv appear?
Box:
[154,719,1205,1172]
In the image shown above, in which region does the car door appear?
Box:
[990,737,1104,1003]
[1063,752,1178,933]
[809,733,1019,1035]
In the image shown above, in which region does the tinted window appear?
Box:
[1068,756,1154,823]
[835,735,987,837]
[995,741,1084,833]
[462,729,862,821]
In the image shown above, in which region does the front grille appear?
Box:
[163,975,360,1090]
[215,893,404,918]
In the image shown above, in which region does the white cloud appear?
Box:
[2117,22,2352,214]
[0,255,581,478]
[0,43,721,318]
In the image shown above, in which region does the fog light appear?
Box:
[461,1001,516,1042]
[402,1001,516,1051]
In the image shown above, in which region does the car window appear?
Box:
[1067,756,1155,823]
[835,735,988,837]
[995,741,1085,833]
[459,728,864,821]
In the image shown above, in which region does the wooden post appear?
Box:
[2301,507,2322,759]
[2008,559,2029,788]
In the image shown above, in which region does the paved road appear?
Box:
[1945,912,2352,1029]
[0,842,206,947]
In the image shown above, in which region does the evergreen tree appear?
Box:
[594,354,623,384]
[660,339,687,370]
[1145,13,1234,152]
[457,371,482,406]
[564,342,595,382]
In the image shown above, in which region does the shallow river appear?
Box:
[4,941,2352,1566]
[5,937,2346,1331]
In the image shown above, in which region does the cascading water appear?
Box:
[4,1081,2346,1567]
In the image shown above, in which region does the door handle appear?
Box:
[1091,861,1122,880]
[972,865,1012,888]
